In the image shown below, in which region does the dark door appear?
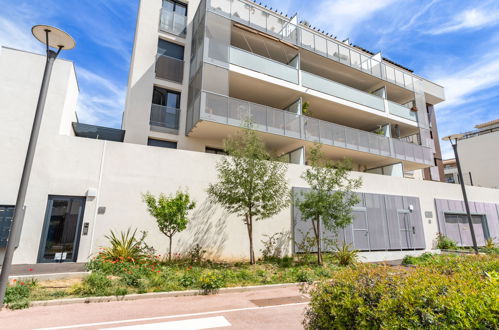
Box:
[0,206,15,248]
[38,196,86,263]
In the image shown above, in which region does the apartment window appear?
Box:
[158,39,184,60]
[163,0,187,16]
[147,138,177,149]
[153,87,180,108]
[206,147,227,155]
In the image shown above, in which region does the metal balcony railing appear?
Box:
[155,54,184,83]
[200,91,433,165]
[208,0,417,91]
[227,46,417,122]
[150,104,180,129]
[160,8,187,37]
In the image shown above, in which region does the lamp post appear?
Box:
[0,25,75,307]
[442,134,479,254]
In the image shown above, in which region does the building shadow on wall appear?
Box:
[177,199,228,259]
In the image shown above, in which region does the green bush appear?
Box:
[295,269,313,283]
[198,270,225,294]
[402,252,435,265]
[436,233,458,250]
[73,273,114,296]
[304,261,499,329]
[333,243,358,266]
[4,281,32,310]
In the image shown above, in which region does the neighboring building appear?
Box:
[123,0,445,181]
[443,159,459,184]
[1,2,499,267]
[452,119,499,189]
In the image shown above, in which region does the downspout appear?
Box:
[87,140,107,258]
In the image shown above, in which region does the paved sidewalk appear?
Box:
[0,285,308,329]
[0,263,86,276]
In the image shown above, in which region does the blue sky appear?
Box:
[1,0,498,158]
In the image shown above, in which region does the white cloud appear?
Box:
[75,67,126,128]
[429,8,499,34]
[0,5,44,53]
[313,0,396,39]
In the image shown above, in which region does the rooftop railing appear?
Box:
[200,91,433,165]
[208,0,417,91]
[460,127,499,140]
[150,104,180,129]
[160,8,187,37]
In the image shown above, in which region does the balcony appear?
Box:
[227,46,418,123]
[155,54,184,83]
[229,47,299,84]
[150,104,180,130]
[208,0,416,92]
[160,8,187,37]
[198,91,433,167]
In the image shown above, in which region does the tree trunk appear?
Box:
[312,217,322,265]
[168,236,173,262]
[246,214,255,265]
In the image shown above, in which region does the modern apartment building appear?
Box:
[444,119,499,189]
[123,0,445,180]
[1,3,498,267]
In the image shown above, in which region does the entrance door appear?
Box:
[38,196,86,263]
[398,210,413,249]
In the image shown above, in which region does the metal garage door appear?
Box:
[443,213,489,246]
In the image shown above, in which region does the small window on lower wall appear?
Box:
[147,138,177,149]
[205,147,226,155]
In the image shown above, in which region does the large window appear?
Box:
[158,39,184,60]
[153,86,180,108]
[205,147,227,155]
[163,0,187,16]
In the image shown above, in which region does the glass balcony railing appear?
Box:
[208,0,416,91]
[160,8,187,37]
[200,91,433,165]
[229,47,299,84]
[301,71,385,112]
[155,54,184,83]
[387,101,418,122]
[150,104,180,129]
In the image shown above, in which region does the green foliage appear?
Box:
[402,252,435,265]
[186,244,206,264]
[295,269,313,283]
[4,281,33,310]
[73,273,114,296]
[295,144,362,265]
[260,232,289,260]
[207,125,290,264]
[198,270,225,294]
[302,101,311,116]
[304,259,499,329]
[100,228,154,262]
[143,191,195,261]
[436,232,458,250]
[333,243,358,266]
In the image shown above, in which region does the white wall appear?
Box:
[458,132,499,189]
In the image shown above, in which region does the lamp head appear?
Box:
[442,133,464,145]
[32,25,75,50]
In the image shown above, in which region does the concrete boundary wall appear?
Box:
[2,135,499,264]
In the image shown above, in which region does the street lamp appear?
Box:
[442,134,479,254]
[0,25,75,307]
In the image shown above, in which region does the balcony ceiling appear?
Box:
[188,120,427,171]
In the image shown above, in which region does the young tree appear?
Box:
[143,191,196,261]
[207,126,290,264]
[296,144,362,265]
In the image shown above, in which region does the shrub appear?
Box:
[186,244,206,264]
[179,273,196,288]
[402,252,435,265]
[100,229,155,262]
[198,270,225,294]
[73,273,113,296]
[333,243,358,266]
[295,269,313,283]
[4,281,32,310]
[436,233,458,250]
[304,262,499,329]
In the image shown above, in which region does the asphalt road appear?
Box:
[0,285,309,329]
